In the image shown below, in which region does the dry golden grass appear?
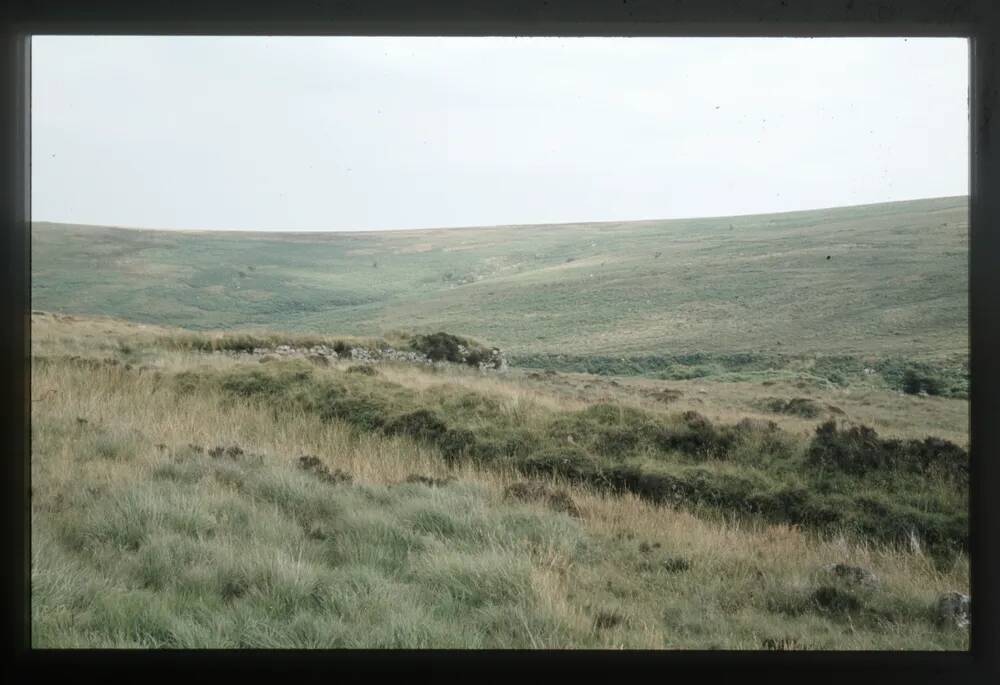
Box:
[29,313,970,649]
[32,355,967,598]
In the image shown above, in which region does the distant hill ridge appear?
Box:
[32,196,968,358]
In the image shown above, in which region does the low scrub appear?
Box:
[876,358,969,399]
[201,361,968,558]
[807,420,967,481]
[760,397,823,419]
[409,331,497,368]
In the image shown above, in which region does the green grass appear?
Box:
[29,193,971,648]
[509,351,970,398]
[157,358,968,561]
[30,326,970,649]
[32,196,968,361]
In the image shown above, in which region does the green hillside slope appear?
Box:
[32,196,968,359]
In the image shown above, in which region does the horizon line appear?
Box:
[31,194,969,236]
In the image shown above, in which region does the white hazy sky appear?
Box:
[31,36,968,231]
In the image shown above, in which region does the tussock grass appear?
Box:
[152,355,966,559]
[30,320,969,649]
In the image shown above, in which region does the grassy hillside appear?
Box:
[32,196,968,359]
[30,196,970,649]
[31,314,969,649]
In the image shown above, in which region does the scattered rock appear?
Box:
[503,481,582,518]
[935,592,970,629]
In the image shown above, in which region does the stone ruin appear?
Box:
[217,339,508,373]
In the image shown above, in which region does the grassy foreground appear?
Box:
[31,314,969,649]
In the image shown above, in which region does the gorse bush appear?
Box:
[408,331,496,368]
[410,332,469,363]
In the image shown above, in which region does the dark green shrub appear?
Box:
[811,586,863,615]
[906,437,968,481]
[173,371,206,395]
[383,409,450,443]
[594,427,643,458]
[409,331,496,368]
[576,403,651,426]
[296,455,352,485]
[854,495,967,555]
[464,348,491,367]
[438,429,479,464]
[595,465,761,511]
[877,358,967,398]
[660,557,692,573]
[409,332,467,363]
[807,420,967,481]
[761,397,823,418]
[215,335,260,353]
[518,447,596,482]
[902,368,944,396]
[503,481,581,517]
[807,420,889,475]
[501,430,543,459]
[320,396,386,431]
[651,411,736,460]
[219,367,311,400]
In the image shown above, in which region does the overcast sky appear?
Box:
[31,36,968,232]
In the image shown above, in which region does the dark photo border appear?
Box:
[3,1,998,681]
